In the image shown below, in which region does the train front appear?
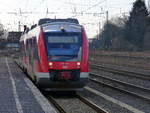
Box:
[38,22,89,90]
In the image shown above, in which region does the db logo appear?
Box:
[62,65,68,69]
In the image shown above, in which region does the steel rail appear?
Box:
[90,64,150,80]
[89,54,150,60]
[46,93,108,113]
[46,95,67,113]
[76,94,108,113]
[90,73,150,101]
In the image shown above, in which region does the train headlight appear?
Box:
[49,62,53,66]
[77,62,80,66]
[60,26,64,30]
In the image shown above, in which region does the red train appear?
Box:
[19,18,89,91]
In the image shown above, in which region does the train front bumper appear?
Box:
[35,72,89,90]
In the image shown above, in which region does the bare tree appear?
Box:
[0,24,5,40]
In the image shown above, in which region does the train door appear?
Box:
[29,38,34,74]
[26,38,34,75]
[26,39,30,69]
[32,37,39,74]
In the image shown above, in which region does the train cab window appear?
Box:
[44,32,82,61]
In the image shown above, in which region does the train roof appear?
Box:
[29,18,80,30]
[38,18,79,25]
[42,22,82,33]
[21,18,81,39]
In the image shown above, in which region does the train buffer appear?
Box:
[0,57,57,113]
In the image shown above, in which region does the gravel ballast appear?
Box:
[88,81,150,113]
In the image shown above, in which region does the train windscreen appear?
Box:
[44,32,82,61]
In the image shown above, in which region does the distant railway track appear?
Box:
[46,93,108,113]
[89,72,150,101]
[90,64,150,80]
[89,54,150,60]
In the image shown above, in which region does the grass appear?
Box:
[89,50,150,70]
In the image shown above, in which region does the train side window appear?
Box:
[26,39,29,56]
[27,39,31,57]
[21,41,24,57]
[33,37,39,60]
[20,42,22,57]
[24,40,27,57]
[27,39,30,56]
[23,42,25,57]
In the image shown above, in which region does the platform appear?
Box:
[0,57,57,113]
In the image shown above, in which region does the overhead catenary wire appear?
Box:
[71,0,107,17]
[58,0,92,6]
[81,0,107,13]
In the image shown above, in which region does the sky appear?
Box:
[0,0,146,38]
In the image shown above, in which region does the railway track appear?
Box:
[90,64,150,80]
[76,94,108,113]
[47,95,66,113]
[45,92,108,113]
[89,72,150,101]
[90,54,150,60]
